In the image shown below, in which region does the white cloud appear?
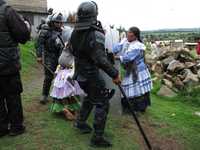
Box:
[48,0,200,30]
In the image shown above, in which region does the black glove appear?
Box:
[106,49,115,64]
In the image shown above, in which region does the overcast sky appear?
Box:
[48,0,200,31]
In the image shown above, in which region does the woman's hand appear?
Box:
[114,55,120,60]
[113,74,121,85]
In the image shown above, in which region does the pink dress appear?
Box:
[50,68,85,99]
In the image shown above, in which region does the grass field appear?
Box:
[0,42,199,150]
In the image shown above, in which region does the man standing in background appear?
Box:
[0,0,30,137]
[37,13,64,104]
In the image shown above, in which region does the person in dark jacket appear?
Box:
[0,0,30,137]
[36,18,46,33]
[71,1,121,147]
[37,12,64,104]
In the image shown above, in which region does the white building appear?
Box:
[7,0,48,38]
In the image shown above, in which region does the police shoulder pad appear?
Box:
[94,31,105,45]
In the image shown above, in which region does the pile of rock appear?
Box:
[146,46,200,97]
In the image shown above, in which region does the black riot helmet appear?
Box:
[48,8,53,15]
[77,1,98,20]
[51,13,64,23]
[0,0,6,5]
[75,1,98,30]
[48,13,64,30]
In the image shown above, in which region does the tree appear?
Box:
[67,12,76,23]
[116,26,126,34]
[109,25,115,29]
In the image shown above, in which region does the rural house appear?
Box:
[7,0,48,37]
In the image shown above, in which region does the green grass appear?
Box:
[149,78,200,150]
[0,114,139,150]
[9,85,140,150]
[0,42,140,150]
[0,42,200,150]
[177,86,200,106]
[148,94,200,150]
[0,82,140,150]
[20,41,36,74]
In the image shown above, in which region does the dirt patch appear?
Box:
[121,117,136,129]
[22,64,43,94]
[121,115,184,150]
[22,64,46,113]
[24,99,48,113]
[16,144,25,150]
[143,121,183,150]
[151,137,183,150]
[148,122,169,129]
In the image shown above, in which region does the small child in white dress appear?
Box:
[50,46,85,120]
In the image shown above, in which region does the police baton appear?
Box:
[40,60,55,75]
[118,84,152,150]
[30,50,55,75]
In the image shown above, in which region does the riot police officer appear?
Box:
[0,0,30,137]
[36,18,46,33]
[37,13,64,104]
[70,1,121,147]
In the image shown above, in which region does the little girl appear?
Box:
[50,46,85,120]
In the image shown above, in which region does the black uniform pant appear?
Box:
[42,56,58,96]
[77,75,110,136]
[0,72,24,132]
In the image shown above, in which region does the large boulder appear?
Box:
[162,56,175,67]
[177,74,185,80]
[196,60,200,69]
[182,69,199,85]
[185,62,198,74]
[156,48,168,59]
[163,73,173,81]
[157,48,178,60]
[167,60,185,72]
[163,79,173,89]
[145,53,156,68]
[152,61,163,74]
[157,85,177,97]
[177,49,194,62]
[197,69,200,79]
[184,62,196,69]
[174,77,184,90]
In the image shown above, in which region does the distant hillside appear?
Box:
[142,28,200,33]
[142,28,200,42]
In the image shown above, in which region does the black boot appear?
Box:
[90,135,112,147]
[74,121,92,134]
[40,95,48,105]
[9,125,25,136]
[0,129,9,137]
